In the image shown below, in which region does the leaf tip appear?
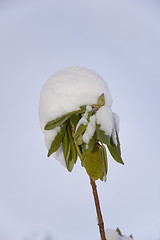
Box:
[97,93,105,107]
[121,159,124,165]
[47,153,51,157]
[44,124,48,130]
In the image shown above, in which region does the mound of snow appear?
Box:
[39,66,119,166]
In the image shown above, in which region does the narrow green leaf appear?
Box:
[67,151,75,172]
[74,110,93,140]
[45,109,85,130]
[65,142,71,171]
[70,114,81,128]
[107,137,124,165]
[129,234,133,239]
[76,134,83,145]
[75,124,87,140]
[97,93,105,107]
[45,115,69,130]
[80,105,87,109]
[62,128,74,172]
[84,144,104,181]
[48,123,66,157]
[96,124,110,145]
[67,124,77,164]
[62,128,69,160]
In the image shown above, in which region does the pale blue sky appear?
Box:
[0,1,160,240]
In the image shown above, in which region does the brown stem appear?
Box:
[70,121,107,240]
[90,177,107,240]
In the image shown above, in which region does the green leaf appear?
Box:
[97,93,105,108]
[75,124,87,140]
[62,128,69,161]
[107,137,124,165]
[96,124,110,145]
[45,115,69,130]
[76,134,83,145]
[48,123,66,157]
[70,114,81,128]
[62,126,75,172]
[45,109,85,130]
[80,105,87,109]
[74,109,93,140]
[100,144,108,182]
[67,124,77,164]
[84,144,104,181]
[87,110,93,121]
[67,151,75,172]
[129,234,133,239]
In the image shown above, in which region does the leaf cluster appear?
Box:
[44,93,124,181]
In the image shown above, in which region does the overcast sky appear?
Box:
[0,0,160,240]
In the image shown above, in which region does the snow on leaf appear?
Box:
[96,123,110,145]
[84,132,96,154]
[95,106,113,137]
[116,227,122,236]
[106,229,134,240]
[116,131,121,155]
[100,144,108,182]
[82,115,96,145]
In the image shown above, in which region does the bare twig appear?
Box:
[70,121,107,240]
[90,177,106,240]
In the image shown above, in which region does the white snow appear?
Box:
[112,113,120,145]
[39,66,119,164]
[96,106,113,137]
[83,115,96,144]
[113,112,120,133]
[112,127,117,146]
[44,126,61,150]
[53,145,67,167]
[39,67,112,129]
[105,229,133,240]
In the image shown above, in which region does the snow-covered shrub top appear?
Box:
[39,67,112,128]
[39,67,123,181]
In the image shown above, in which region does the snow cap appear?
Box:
[39,66,117,166]
[39,66,112,129]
